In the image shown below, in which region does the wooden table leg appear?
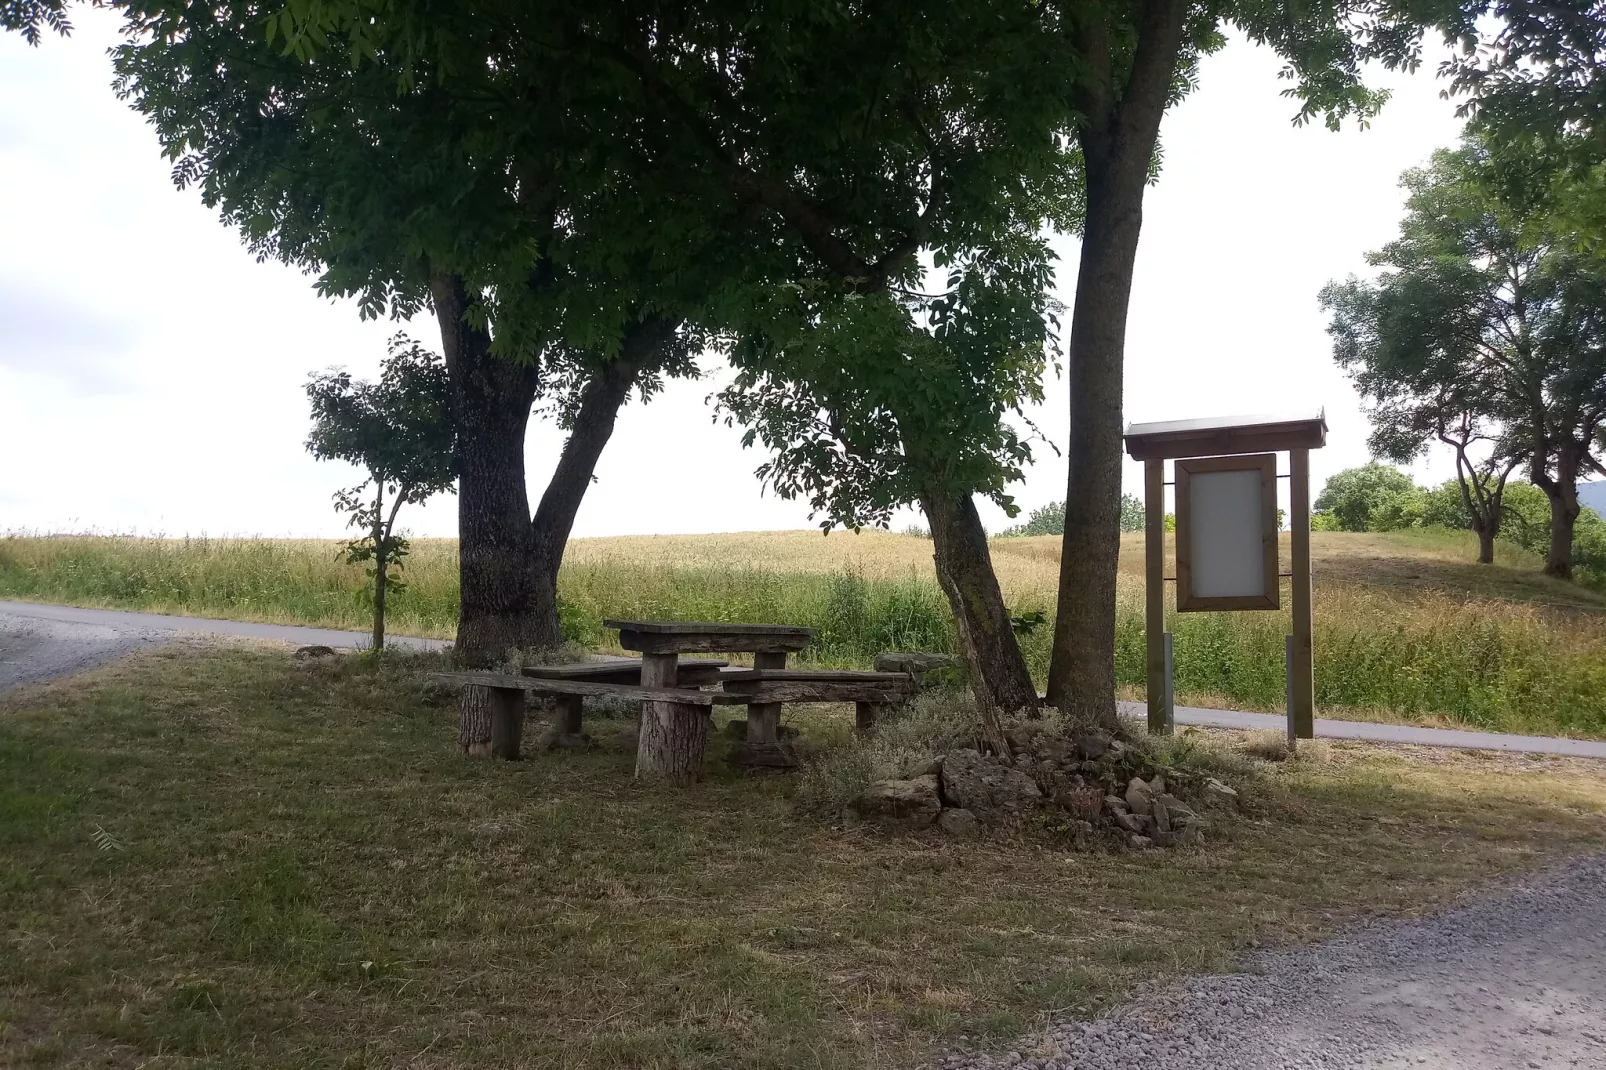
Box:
[745,651,786,743]
[636,651,707,781]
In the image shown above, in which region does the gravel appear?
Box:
[0,600,446,692]
[928,852,1606,1070]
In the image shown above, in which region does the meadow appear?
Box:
[3,527,1605,737]
[4,646,1605,1068]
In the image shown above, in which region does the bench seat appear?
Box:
[522,658,728,687]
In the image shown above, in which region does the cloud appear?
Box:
[0,283,140,394]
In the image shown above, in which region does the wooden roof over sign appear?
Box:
[1123,411,1327,461]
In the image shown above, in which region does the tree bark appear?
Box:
[459,683,493,757]
[921,485,1039,714]
[1475,525,1496,565]
[431,271,545,666]
[526,316,679,646]
[1045,0,1187,730]
[372,481,388,651]
[1532,442,1583,580]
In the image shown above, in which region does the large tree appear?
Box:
[109,0,730,664]
[1324,134,1606,577]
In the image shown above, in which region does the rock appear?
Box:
[939,749,1043,826]
[1075,735,1110,760]
[1105,739,1129,761]
[1125,777,1156,817]
[852,775,941,828]
[1158,794,1199,825]
[1204,777,1239,799]
[294,645,336,660]
[1113,812,1147,835]
[1148,773,1167,795]
[938,807,981,839]
[902,756,944,779]
[1104,795,1130,815]
[1073,820,1095,836]
[1007,722,1043,753]
[1152,798,1172,834]
[1175,826,1205,846]
[1152,830,1176,848]
[1034,736,1076,764]
[1128,834,1153,849]
[874,651,956,676]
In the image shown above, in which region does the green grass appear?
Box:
[3,530,1606,738]
[2,647,1604,1068]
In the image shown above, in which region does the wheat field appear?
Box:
[3,527,1604,736]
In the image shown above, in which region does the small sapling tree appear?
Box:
[306,335,455,650]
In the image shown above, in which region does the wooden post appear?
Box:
[487,686,523,761]
[635,651,707,781]
[1144,458,1171,734]
[1289,448,1316,739]
[855,701,888,736]
[745,651,787,744]
[553,694,584,735]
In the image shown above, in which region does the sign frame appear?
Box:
[1174,453,1280,612]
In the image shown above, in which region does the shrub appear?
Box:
[1314,463,1420,532]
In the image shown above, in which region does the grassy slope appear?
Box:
[2,647,1603,1069]
[2,529,1605,737]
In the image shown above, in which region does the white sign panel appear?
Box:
[1175,454,1279,612]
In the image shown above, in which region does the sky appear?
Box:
[1,10,1480,539]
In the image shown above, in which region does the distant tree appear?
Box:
[1118,494,1145,534]
[1323,133,1606,577]
[999,501,1070,538]
[306,336,455,651]
[1314,464,1420,533]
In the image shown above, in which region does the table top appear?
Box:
[604,620,814,637]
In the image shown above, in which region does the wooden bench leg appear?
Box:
[488,686,524,761]
[555,694,583,734]
[745,651,787,744]
[855,701,889,737]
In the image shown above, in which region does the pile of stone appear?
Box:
[849,720,1238,849]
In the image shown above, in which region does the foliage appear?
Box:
[0,0,67,43]
[304,335,455,647]
[1323,130,1606,575]
[999,500,1069,538]
[1313,464,1420,533]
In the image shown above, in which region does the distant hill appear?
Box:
[1581,481,1606,516]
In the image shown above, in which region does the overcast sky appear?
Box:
[2,10,1480,539]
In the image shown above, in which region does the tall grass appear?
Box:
[3,530,1604,737]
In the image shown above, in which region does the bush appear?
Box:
[997,500,1067,537]
[1313,463,1420,532]
[794,688,980,813]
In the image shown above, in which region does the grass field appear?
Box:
[3,646,1604,1069]
[3,528,1605,737]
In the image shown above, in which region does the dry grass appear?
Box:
[5,528,1606,736]
[2,645,1604,1069]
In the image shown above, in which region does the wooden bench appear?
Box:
[719,669,919,765]
[436,671,725,761]
[522,658,728,739]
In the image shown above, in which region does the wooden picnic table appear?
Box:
[604,619,815,771]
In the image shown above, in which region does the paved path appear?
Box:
[3,602,1604,760]
[0,599,447,691]
[1115,700,1606,759]
[935,852,1606,1070]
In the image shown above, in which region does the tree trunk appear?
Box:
[922,485,1039,714]
[1044,162,1150,729]
[526,317,678,645]
[1533,444,1583,580]
[1545,488,1580,579]
[1045,1,1186,729]
[1475,524,1496,565]
[430,272,545,666]
[372,482,388,651]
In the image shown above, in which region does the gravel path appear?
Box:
[931,852,1606,1070]
[0,599,446,692]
